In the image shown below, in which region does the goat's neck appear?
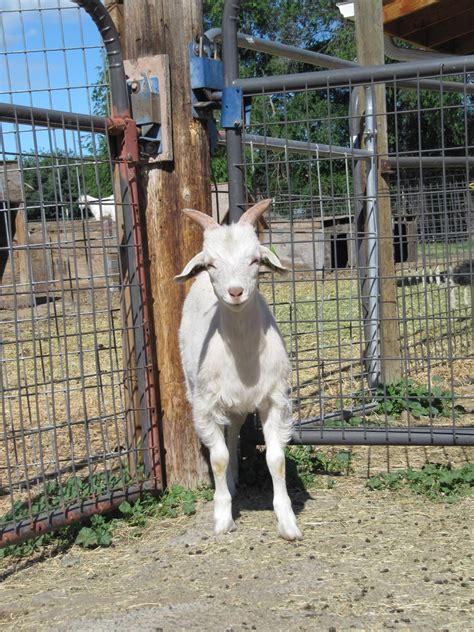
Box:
[218,293,263,350]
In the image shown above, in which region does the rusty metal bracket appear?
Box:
[124,55,173,163]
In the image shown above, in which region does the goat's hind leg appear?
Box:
[260,403,302,541]
[226,414,245,497]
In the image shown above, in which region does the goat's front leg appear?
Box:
[195,416,236,535]
[259,401,302,541]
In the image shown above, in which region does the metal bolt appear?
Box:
[131,81,140,93]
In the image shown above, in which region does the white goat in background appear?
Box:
[77,194,116,221]
[175,199,302,541]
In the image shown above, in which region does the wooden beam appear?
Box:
[384,0,472,37]
[383,0,439,24]
[355,0,402,384]
[409,7,474,48]
[123,0,212,487]
[436,31,474,55]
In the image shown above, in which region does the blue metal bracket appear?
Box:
[221,87,244,129]
[189,43,224,120]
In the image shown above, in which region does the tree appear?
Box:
[204,0,471,212]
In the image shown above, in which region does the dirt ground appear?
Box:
[0,445,472,632]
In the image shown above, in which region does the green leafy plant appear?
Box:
[286,446,352,486]
[369,378,460,419]
[75,514,113,549]
[366,462,474,503]
[0,478,213,559]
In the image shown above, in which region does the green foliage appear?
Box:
[286,446,352,486]
[118,485,213,528]
[371,378,460,419]
[75,514,113,549]
[366,463,474,503]
[0,480,213,560]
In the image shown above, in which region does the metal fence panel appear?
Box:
[222,27,474,445]
[0,0,161,548]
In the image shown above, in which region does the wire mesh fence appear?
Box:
[0,0,160,547]
[230,57,474,444]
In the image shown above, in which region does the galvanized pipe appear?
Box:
[290,427,474,446]
[0,101,107,132]
[206,27,356,70]
[363,86,381,388]
[234,55,474,94]
[239,132,373,159]
[207,28,474,95]
[71,0,129,115]
[222,0,247,222]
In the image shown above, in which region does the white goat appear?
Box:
[77,194,116,221]
[175,199,302,541]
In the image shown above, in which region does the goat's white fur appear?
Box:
[77,194,116,221]
[175,200,302,541]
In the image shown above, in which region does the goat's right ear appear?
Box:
[174,252,207,284]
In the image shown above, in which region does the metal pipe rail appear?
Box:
[290,427,474,446]
[237,133,374,159]
[207,28,474,95]
[0,102,107,133]
[217,131,473,167]
[234,55,474,94]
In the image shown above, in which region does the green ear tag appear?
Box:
[269,244,279,257]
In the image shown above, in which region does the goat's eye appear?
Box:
[250,258,260,265]
[206,263,216,270]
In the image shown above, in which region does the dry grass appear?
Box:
[260,272,473,422]
[0,290,132,518]
[0,270,472,530]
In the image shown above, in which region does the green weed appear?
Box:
[0,480,213,559]
[366,462,474,503]
[370,378,461,419]
[286,446,352,486]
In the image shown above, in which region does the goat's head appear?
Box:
[175,199,287,310]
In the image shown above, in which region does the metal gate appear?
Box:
[219,0,474,446]
[0,0,161,547]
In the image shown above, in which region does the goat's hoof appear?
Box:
[278,522,303,541]
[214,518,236,535]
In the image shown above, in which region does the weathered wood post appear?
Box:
[355,0,402,383]
[121,0,212,486]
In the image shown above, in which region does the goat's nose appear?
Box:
[228,286,244,298]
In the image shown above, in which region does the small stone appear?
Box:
[61,555,81,568]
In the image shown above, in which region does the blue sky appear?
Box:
[1,0,105,156]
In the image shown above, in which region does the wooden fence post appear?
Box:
[121,0,211,486]
[355,0,402,383]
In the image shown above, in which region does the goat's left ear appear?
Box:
[259,245,289,274]
[174,251,206,283]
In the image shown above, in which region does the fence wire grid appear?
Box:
[224,54,474,444]
[0,0,160,547]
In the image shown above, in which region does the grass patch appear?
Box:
[366,462,474,503]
